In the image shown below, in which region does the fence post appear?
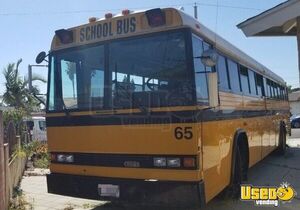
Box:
[4,143,9,210]
[0,111,5,210]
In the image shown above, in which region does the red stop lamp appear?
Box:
[145,8,166,27]
[183,157,196,168]
[55,29,73,44]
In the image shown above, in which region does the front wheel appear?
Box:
[223,147,243,199]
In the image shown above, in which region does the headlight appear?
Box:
[167,158,181,167]
[65,155,74,163]
[153,157,166,167]
[57,154,66,162]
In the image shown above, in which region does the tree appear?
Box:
[3,59,46,112]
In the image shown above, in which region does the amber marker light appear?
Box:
[89,17,97,23]
[122,9,130,16]
[105,13,113,19]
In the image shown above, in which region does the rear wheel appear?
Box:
[224,146,243,198]
[277,124,287,155]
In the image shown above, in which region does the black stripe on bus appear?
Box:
[46,109,289,127]
[51,152,197,170]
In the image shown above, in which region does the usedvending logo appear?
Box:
[241,182,296,207]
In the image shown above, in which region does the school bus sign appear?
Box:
[51,8,183,50]
[241,182,296,207]
[79,17,137,43]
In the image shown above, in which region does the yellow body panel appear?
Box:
[48,123,200,155]
[47,90,289,203]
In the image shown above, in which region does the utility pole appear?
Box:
[194,3,198,19]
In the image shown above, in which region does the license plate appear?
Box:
[98,184,120,198]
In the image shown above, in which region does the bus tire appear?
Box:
[225,132,249,198]
[277,122,287,155]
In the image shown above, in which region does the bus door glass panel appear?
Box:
[192,35,208,105]
[48,57,56,111]
[60,60,78,109]
[109,31,191,109]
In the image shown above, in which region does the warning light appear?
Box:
[105,13,113,19]
[145,8,166,27]
[55,29,73,44]
[122,9,130,16]
[89,17,97,23]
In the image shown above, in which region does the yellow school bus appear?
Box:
[39,8,290,207]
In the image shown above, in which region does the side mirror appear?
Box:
[201,49,218,67]
[36,51,47,64]
[207,72,219,107]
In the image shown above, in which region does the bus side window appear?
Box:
[239,65,250,95]
[227,59,241,93]
[248,69,257,95]
[192,35,208,105]
[263,77,269,97]
[217,54,230,90]
[255,73,264,96]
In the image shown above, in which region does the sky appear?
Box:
[0,0,298,95]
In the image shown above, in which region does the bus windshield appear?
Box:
[48,30,194,112]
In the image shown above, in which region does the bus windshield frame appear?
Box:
[46,28,196,112]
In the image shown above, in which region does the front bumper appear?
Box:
[47,173,206,207]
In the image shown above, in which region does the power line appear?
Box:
[0,2,263,16]
[195,2,262,11]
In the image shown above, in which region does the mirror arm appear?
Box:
[32,93,46,106]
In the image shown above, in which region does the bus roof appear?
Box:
[50,8,285,85]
